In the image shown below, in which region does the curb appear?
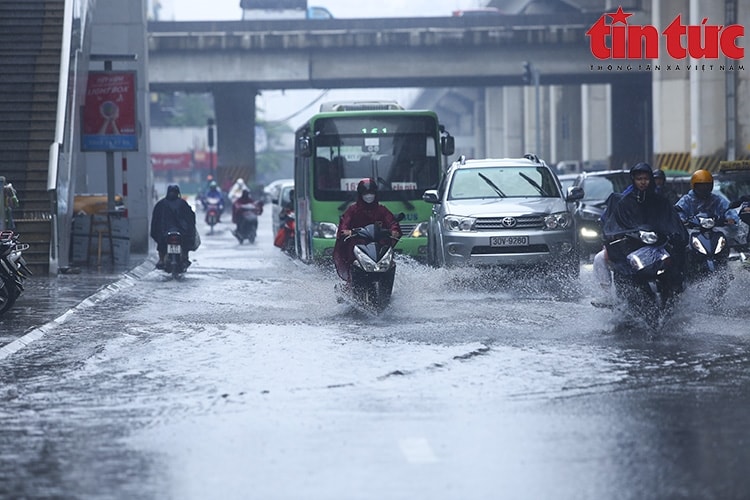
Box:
[0,258,155,361]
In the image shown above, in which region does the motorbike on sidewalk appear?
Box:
[0,230,32,317]
[162,231,189,279]
[335,214,404,314]
[204,195,223,235]
[273,207,295,256]
[684,213,732,305]
[604,227,682,327]
[233,201,263,244]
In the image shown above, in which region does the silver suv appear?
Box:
[422,154,583,276]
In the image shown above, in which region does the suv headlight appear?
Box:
[313,222,338,238]
[443,215,476,231]
[544,212,572,229]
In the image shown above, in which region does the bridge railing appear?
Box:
[147,14,599,52]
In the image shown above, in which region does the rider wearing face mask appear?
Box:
[333,178,402,282]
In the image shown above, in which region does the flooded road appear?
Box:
[1,210,748,499]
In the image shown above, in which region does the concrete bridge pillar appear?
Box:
[550,85,582,167]
[213,83,257,187]
[688,0,733,165]
[581,84,611,169]
[504,87,525,157]
[652,0,693,172]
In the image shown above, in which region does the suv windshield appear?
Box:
[448,166,561,200]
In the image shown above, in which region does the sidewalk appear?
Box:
[0,253,153,357]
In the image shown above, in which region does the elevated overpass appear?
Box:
[147,13,652,182]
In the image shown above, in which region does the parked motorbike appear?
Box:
[0,230,32,317]
[204,195,223,234]
[163,230,188,279]
[273,207,295,256]
[335,214,404,313]
[233,201,263,244]
[605,227,681,325]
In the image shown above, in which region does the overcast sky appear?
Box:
[152,0,486,127]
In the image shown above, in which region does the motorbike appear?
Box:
[163,230,188,279]
[604,227,681,326]
[684,213,733,305]
[335,214,404,313]
[0,230,32,317]
[273,207,295,256]
[233,201,263,244]
[204,195,223,234]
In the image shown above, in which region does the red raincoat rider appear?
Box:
[333,178,402,282]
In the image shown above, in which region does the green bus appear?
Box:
[293,102,454,264]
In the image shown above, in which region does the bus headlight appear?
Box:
[313,222,338,238]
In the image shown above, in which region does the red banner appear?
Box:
[81,71,138,151]
[151,152,217,172]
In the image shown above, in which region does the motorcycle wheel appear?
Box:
[0,278,19,316]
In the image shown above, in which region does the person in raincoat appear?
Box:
[150,184,196,269]
[592,162,687,306]
[333,178,401,283]
[228,178,250,203]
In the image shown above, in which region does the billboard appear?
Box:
[81,71,138,152]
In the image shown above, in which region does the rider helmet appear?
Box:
[690,169,714,198]
[357,178,378,204]
[652,169,666,181]
[690,169,713,188]
[209,180,218,189]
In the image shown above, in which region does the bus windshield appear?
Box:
[312,115,440,201]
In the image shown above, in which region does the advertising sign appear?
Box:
[81,71,138,151]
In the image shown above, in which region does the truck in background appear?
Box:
[240,0,333,20]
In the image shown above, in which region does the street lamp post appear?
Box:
[207,118,215,178]
[522,61,541,155]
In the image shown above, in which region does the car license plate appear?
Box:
[167,244,181,254]
[490,236,528,247]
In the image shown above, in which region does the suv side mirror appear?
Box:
[422,189,440,204]
[566,186,584,202]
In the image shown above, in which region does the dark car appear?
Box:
[713,162,750,203]
[570,170,632,257]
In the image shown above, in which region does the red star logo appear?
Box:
[607,6,632,25]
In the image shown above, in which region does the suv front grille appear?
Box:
[474,215,545,230]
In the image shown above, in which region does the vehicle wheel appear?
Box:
[0,279,19,316]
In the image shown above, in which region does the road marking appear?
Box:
[399,437,438,464]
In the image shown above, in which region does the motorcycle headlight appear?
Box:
[579,226,600,240]
[639,231,658,245]
[691,235,708,255]
[353,246,393,272]
[699,217,716,229]
[715,236,726,254]
[544,212,572,229]
[443,215,475,231]
[313,222,338,238]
